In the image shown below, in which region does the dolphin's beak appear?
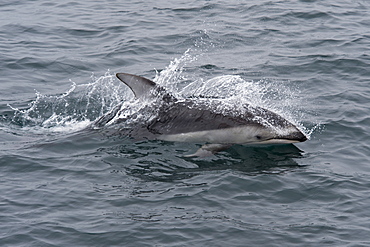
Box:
[295,131,308,142]
[279,127,307,143]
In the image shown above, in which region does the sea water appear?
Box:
[1,0,370,246]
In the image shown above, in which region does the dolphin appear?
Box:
[93,73,307,157]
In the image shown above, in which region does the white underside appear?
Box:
[157,126,298,145]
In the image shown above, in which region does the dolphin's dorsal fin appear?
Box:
[116,73,157,98]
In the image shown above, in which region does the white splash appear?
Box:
[8,70,128,134]
[148,49,314,139]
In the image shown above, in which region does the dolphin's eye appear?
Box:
[255,135,262,140]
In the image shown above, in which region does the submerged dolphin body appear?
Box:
[94,73,307,157]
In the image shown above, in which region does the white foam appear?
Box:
[150,49,314,138]
[7,70,127,134]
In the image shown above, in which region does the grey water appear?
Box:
[1,0,370,246]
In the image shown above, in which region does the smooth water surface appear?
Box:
[1,0,370,246]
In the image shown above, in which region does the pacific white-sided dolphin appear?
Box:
[94,73,307,157]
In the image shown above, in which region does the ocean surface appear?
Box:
[1,0,370,246]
